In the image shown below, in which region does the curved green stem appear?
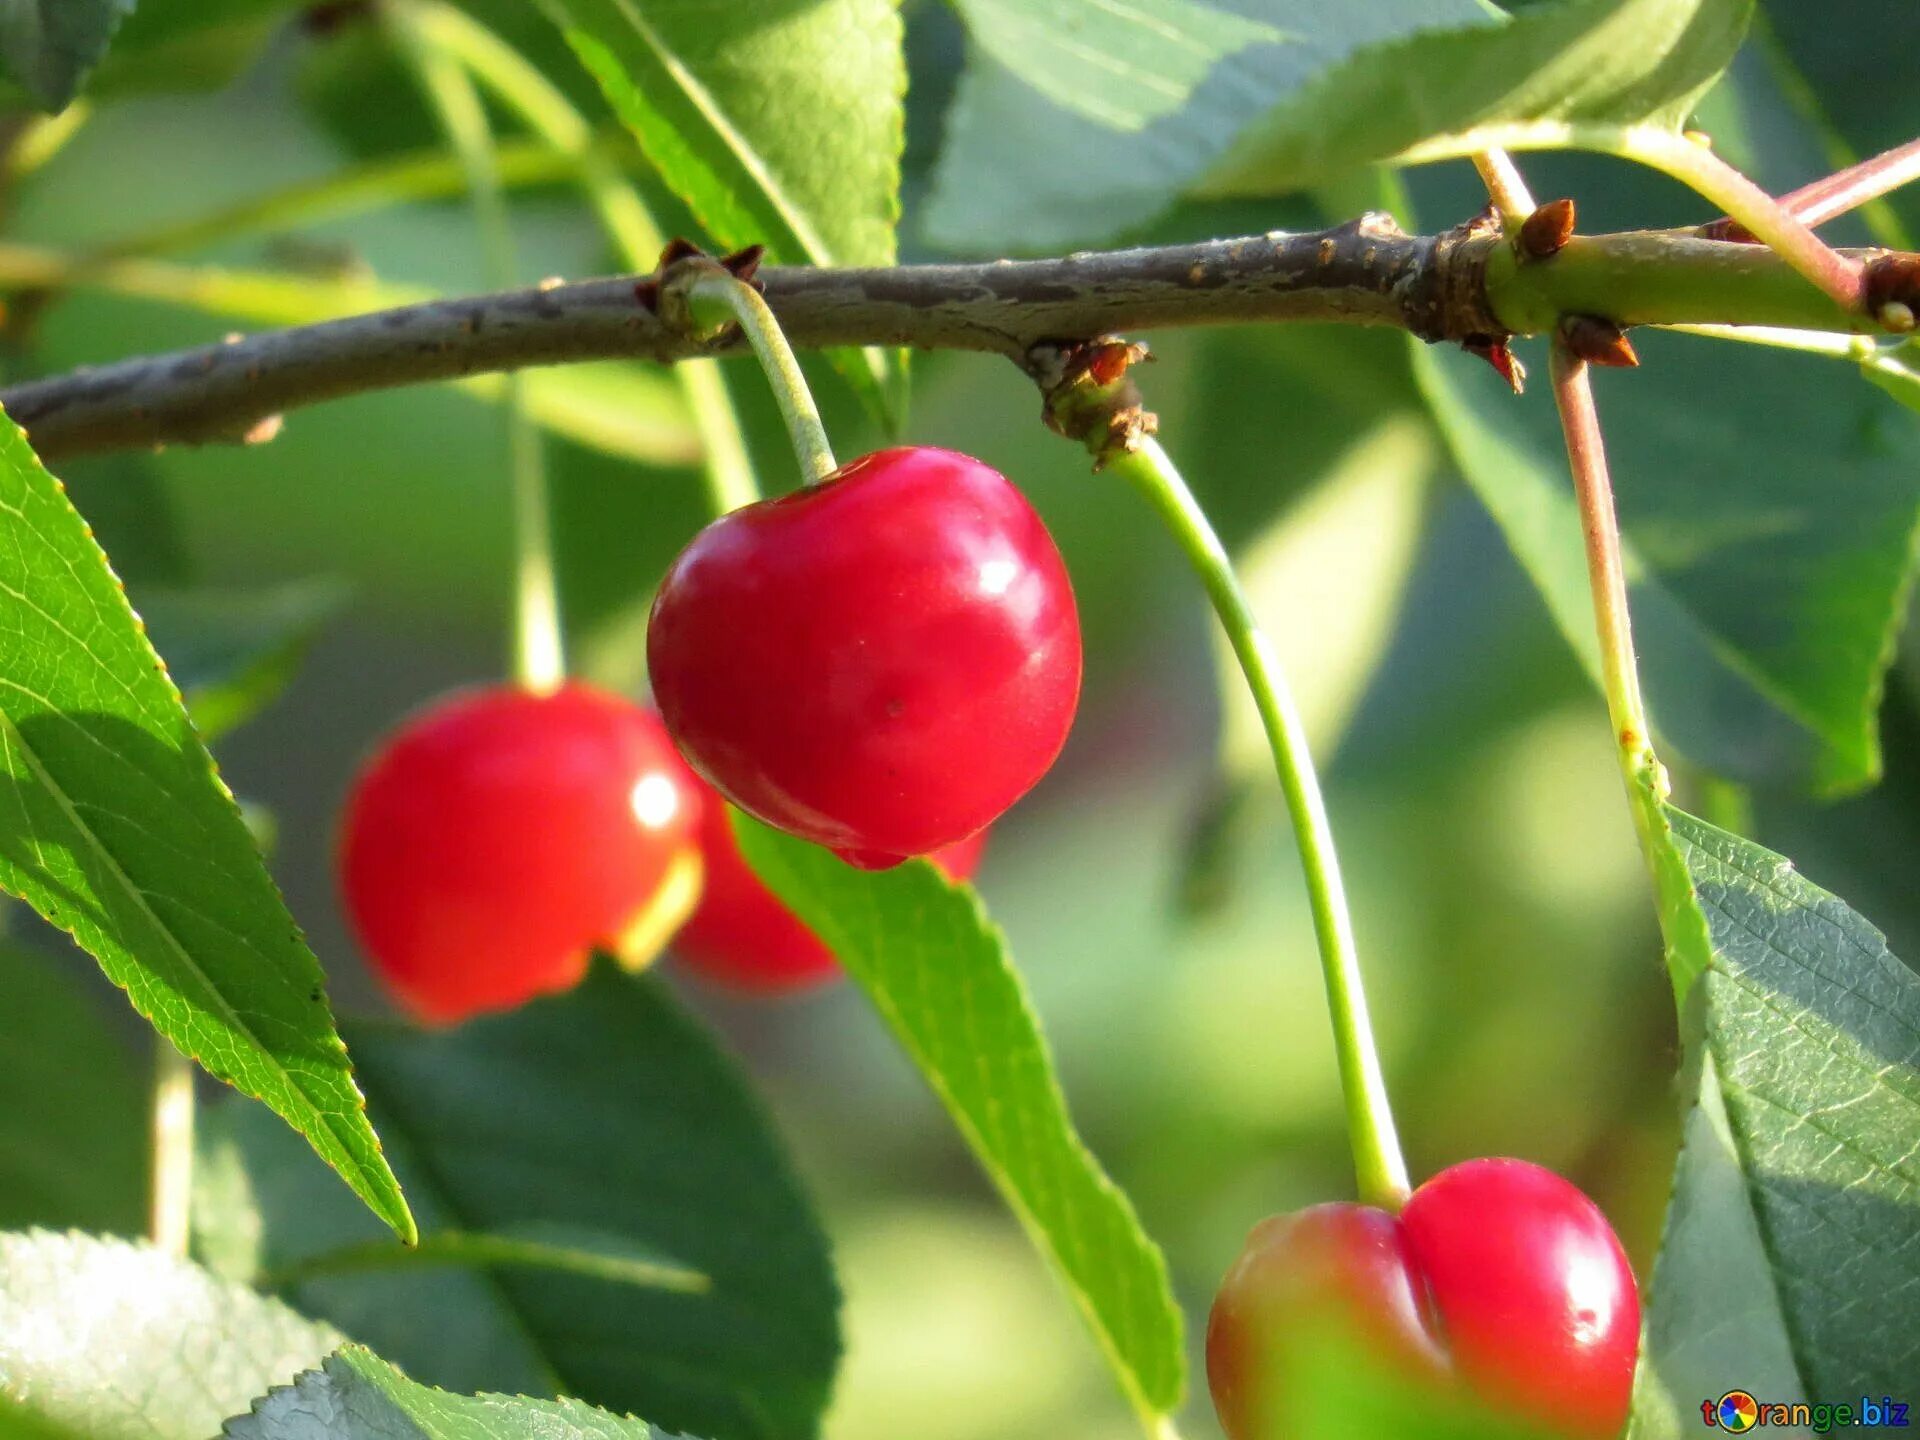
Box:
[149,1041,195,1257]
[265,1229,709,1293]
[390,1,564,691]
[687,272,837,486]
[1111,437,1409,1210]
[409,0,757,516]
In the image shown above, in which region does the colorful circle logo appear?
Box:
[1716,1392,1759,1432]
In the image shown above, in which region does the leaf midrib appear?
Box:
[0,699,374,1201]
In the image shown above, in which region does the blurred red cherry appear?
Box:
[673,794,988,993]
[338,683,703,1023]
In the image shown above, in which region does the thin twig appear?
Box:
[0,226,1907,462]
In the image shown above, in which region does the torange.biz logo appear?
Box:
[1702,1391,1910,1432]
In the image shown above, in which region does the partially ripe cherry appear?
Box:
[1207,1160,1638,1440]
[1207,1203,1447,1440]
[673,793,989,992]
[338,683,704,1024]
[647,446,1080,868]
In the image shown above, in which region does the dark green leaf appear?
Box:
[0,0,136,109]
[927,0,1490,251]
[536,0,903,420]
[227,1347,669,1440]
[1761,0,1920,246]
[137,581,345,743]
[949,0,1278,132]
[1408,43,1920,795]
[0,943,143,1235]
[1632,807,1920,1425]
[1204,0,1752,195]
[0,409,412,1242]
[735,817,1186,1426]
[83,0,294,98]
[1412,328,1920,793]
[201,966,839,1440]
[0,1229,342,1440]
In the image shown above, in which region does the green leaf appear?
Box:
[0,943,143,1235]
[950,0,1280,131]
[734,817,1186,1427]
[227,1346,669,1440]
[0,0,136,109]
[0,1229,343,1440]
[1761,0,1920,246]
[927,0,1490,251]
[137,581,345,743]
[201,966,839,1440]
[1203,0,1753,194]
[1411,329,1920,793]
[1631,806,1920,1424]
[536,0,903,421]
[0,410,412,1242]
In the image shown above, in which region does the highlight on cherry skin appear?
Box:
[337,683,706,1024]
[646,445,1082,870]
[1207,1158,1640,1440]
[674,791,990,993]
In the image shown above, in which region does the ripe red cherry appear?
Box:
[338,683,704,1024]
[647,446,1080,868]
[1207,1160,1638,1439]
[1400,1158,1639,1437]
[674,792,989,992]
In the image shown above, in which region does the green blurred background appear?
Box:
[2,2,1917,1437]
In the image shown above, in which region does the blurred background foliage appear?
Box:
[0,0,1916,1436]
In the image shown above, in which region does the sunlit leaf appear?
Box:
[0,409,412,1242]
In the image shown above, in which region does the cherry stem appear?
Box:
[1111,437,1411,1211]
[412,0,758,519]
[149,1040,194,1257]
[392,0,565,692]
[687,272,837,486]
[1711,136,1920,240]
[1473,149,1537,224]
[1548,345,1657,778]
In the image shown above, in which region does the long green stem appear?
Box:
[408,0,757,517]
[687,272,837,486]
[1112,437,1409,1209]
[265,1229,709,1293]
[149,1042,195,1257]
[390,2,564,691]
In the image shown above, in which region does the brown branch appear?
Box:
[0,218,1908,462]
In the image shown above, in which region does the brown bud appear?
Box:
[1517,199,1576,260]
[721,244,767,286]
[1559,315,1639,368]
[1866,253,1920,324]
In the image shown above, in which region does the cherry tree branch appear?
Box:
[1,220,1910,461]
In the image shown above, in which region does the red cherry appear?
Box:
[338,683,704,1024]
[673,791,989,993]
[1206,1203,1447,1440]
[1401,1158,1639,1439]
[646,446,1081,868]
[1207,1162,1638,1439]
